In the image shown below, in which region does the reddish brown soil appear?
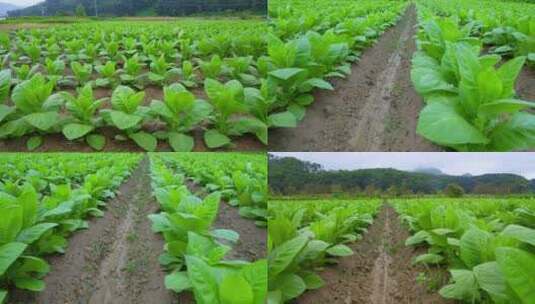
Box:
[269,6,440,152]
[8,156,177,304]
[295,205,453,304]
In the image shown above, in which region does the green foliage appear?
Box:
[148,153,267,303]
[394,197,535,303]
[0,153,142,300]
[268,199,380,303]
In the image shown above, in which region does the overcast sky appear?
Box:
[270,153,535,179]
[3,0,40,7]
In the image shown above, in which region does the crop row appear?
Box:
[393,197,535,303]
[0,19,268,151]
[147,153,267,303]
[0,153,142,303]
[411,0,535,151]
[265,0,408,128]
[267,199,381,303]
[156,152,267,225]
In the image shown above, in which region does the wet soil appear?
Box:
[296,205,453,304]
[8,156,177,304]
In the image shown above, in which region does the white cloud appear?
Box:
[270,152,535,179]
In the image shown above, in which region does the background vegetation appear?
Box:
[268,154,535,196]
[9,0,267,17]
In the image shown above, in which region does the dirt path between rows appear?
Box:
[268,5,440,152]
[9,156,177,304]
[296,205,452,304]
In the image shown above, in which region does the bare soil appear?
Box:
[295,205,453,304]
[8,156,177,304]
[517,67,535,101]
[269,6,440,152]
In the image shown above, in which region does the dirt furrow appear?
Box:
[296,205,451,304]
[269,5,439,152]
[9,155,177,304]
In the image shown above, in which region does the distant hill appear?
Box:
[0,2,20,16]
[414,167,443,175]
[8,0,266,17]
[268,155,534,195]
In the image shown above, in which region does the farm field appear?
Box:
[0,17,268,152]
[0,152,268,304]
[268,0,535,152]
[148,152,267,303]
[268,197,535,304]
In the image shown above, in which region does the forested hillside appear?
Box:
[9,0,266,17]
[269,155,535,195]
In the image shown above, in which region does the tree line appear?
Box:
[9,0,267,17]
[268,154,534,196]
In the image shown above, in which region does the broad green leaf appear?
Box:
[405,230,430,246]
[16,223,57,245]
[268,112,297,128]
[417,100,489,146]
[490,112,535,151]
[220,274,254,304]
[24,111,60,131]
[0,242,27,275]
[62,123,94,140]
[110,110,142,130]
[241,259,268,304]
[460,228,492,268]
[439,269,480,301]
[0,204,22,244]
[501,225,535,246]
[496,247,535,302]
[274,273,306,301]
[204,129,231,149]
[476,67,503,103]
[86,134,106,151]
[0,104,13,123]
[267,290,282,304]
[0,69,11,103]
[14,277,45,292]
[326,244,353,256]
[268,236,308,277]
[211,229,239,243]
[164,271,191,293]
[185,255,219,304]
[169,132,194,152]
[269,68,305,81]
[497,56,526,98]
[302,272,324,290]
[473,262,509,303]
[129,132,157,151]
[412,253,444,265]
[0,290,6,304]
[26,136,42,151]
[479,99,535,116]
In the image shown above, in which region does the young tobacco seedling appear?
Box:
[62,84,107,150]
[150,83,212,151]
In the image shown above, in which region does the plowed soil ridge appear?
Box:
[296,205,452,304]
